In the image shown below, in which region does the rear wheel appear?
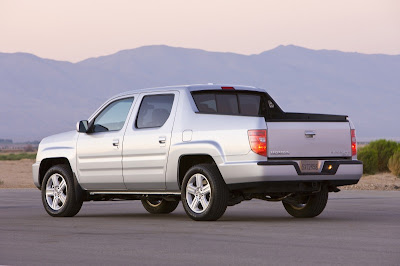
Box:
[181,164,229,221]
[282,189,328,218]
[41,164,83,217]
[141,198,179,214]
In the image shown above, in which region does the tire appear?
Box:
[282,189,328,218]
[41,164,83,217]
[181,164,229,221]
[141,198,179,214]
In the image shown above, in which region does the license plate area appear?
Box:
[300,160,320,173]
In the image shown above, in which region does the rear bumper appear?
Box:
[220,159,363,185]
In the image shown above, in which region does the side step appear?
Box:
[89,191,181,196]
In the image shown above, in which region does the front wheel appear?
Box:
[282,189,328,218]
[41,164,83,217]
[141,198,179,214]
[181,164,229,221]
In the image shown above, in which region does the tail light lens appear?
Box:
[248,130,267,156]
[351,129,357,156]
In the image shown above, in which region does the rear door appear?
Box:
[122,91,179,190]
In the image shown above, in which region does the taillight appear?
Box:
[221,86,235,90]
[351,129,357,156]
[248,130,267,156]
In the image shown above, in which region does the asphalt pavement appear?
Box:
[1,189,399,265]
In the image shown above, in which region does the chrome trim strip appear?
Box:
[89,191,181,195]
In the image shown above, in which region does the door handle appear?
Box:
[159,136,166,144]
[305,131,316,138]
[112,139,120,147]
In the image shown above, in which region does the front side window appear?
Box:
[93,98,134,132]
[136,94,174,129]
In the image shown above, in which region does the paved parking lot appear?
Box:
[1,189,399,265]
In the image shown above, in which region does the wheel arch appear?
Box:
[39,157,72,188]
[177,154,223,189]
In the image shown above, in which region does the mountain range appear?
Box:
[1,45,399,141]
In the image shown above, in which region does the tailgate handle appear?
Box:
[305,131,316,138]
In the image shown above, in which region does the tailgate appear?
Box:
[267,122,352,158]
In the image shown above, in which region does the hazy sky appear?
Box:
[1,0,399,62]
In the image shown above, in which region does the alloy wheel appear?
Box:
[45,173,68,211]
[185,173,212,214]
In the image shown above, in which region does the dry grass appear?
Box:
[0,159,36,188]
[341,172,400,191]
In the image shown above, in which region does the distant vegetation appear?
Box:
[358,139,400,177]
[0,153,36,160]
[388,149,400,177]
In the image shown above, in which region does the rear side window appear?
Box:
[136,94,174,128]
[193,91,261,116]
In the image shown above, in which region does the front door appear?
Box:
[122,91,179,190]
[76,97,135,190]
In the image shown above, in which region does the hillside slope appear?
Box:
[1,45,399,141]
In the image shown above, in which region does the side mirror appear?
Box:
[76,120,89,133]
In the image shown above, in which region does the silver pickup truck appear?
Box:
[33,84,363,221]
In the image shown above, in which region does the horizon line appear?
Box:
[1,44,399,64]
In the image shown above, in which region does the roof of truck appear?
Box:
[88,84,269,122]
[113,84,266,99]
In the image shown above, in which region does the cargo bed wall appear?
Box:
[262,92,348,122]
[278,112,347,122]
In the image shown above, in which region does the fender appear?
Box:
[165,140,225,190]
[36,131,79,185]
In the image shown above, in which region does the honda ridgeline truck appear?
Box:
[32,84,363,221]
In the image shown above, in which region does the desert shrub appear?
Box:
[368,140,399,172]
[358,146,379,174]
[24,145,35,152]
[388,149,400,177]
[0,153,36,160]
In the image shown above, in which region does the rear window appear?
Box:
[192,91,261,116]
